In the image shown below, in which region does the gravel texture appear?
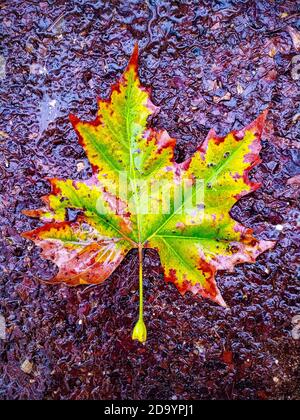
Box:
[0,0,299,400]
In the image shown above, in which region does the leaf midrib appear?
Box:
[156,234,231,243]
[125,73,142,244]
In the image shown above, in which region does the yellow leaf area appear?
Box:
[23,45,275,336]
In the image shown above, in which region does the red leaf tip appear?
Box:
[69,113,80,127]
[127,43,139,71]
[248,108,269,138]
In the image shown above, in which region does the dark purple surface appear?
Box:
[0,0,299,400]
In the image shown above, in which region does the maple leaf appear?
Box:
[23,45,275,342]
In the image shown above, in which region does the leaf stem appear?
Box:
[138,244,143,320]
[132,243,147,343]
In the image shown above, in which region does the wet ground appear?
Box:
[0,0,299,400]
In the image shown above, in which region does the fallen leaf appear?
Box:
[268,45,277,58]
[292,113,300,124]
[236,82,244,95]
[0,130,8,138]
[288,26,300,51]
[20,359,33,374]
[23,45,275,341]
[213,91,231,103]
[287,175,300,185]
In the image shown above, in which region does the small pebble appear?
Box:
[49,99,57,107]
[77,162,85,172]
